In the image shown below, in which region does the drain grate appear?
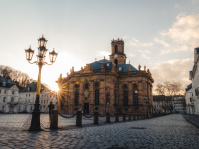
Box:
[129,127,146,129]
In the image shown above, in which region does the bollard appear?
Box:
[123,113,126,121]
[94,112,99,124]
[106,112,110,123]
[115,113,119,122]
[128,113,131,121]
[76,111,82,126]
[50,110,58,129]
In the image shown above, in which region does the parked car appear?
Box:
[0,110,4,114]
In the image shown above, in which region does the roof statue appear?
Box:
[138,65,141,71]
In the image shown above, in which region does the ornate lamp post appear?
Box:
[143,96,150,118]
[25,35,58,131]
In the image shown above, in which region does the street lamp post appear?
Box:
[25,35,58,131]
[143,96,150,118]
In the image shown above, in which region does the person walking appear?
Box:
[48,102,55,119]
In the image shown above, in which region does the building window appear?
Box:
[11,98,14,102]
[133,84,137,90]
[26,94,27,97]
[107,63,110,67]
[0,90,1,93]
[74,91,79,106]
[123,84,128,89]
[12,91,14,94]
[115,45,118,53]
[3,97,6,102]
[28,88,31,91]
[29,94,30,97]
[84,83,89,89]
[4,90,6,94]
[114,59,118,65]
[133,90,138,106]
[75,84,80,89]
[119,67,122,71]
[3,82,6,86]
[123,91,128,106]
[94,82,99,88]
[195,87,199,96]
[95,89,99,106]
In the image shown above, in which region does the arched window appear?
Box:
[95,82,99,88]
[75,84,80,89]
[74,91,79,106]
[114,59,118,65]
[115,45,118,53]
[84,83,89,89]
[123,91,128,106]
[95,89,99,105]
[133,90,138,106]
[123,84,128,89]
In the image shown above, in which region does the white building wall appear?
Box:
[0,85,19,113]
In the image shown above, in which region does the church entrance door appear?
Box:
[84,103,89,114]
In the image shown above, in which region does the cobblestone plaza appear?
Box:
[0,114,199,149]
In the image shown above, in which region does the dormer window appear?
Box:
[3,82,6,86]
[107,63,110,67]
[28,87,31,91]
[119,67,122,71]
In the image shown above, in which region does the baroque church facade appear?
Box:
[57,39,154,114]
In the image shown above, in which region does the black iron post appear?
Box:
[25,35,58,131]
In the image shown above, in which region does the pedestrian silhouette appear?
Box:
[48,102,54,117]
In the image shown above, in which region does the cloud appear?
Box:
[126,37,153,47]
[138,50,150,59]
[96,50,110,59]
[159,14,199,54]
[151,58,193,94]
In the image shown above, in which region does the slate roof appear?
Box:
[117,64,137,72]
[0,76,16,88]
[195,47,199,53]
[20,81,46,92]
[185,83,192,92]
[20,81,37,92]
[90,59,138,72]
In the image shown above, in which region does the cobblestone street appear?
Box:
[0,114,199,149]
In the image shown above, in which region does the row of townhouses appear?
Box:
[0,75,57,113]
[185,47,199,115]
[153,95,186,114]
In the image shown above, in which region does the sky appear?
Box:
[0,0,199,92]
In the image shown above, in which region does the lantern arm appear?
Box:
[28,60,39,65]
[43,61,54,65]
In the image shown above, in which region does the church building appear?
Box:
[57,39,154,114]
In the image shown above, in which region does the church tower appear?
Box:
[109,38,127,66]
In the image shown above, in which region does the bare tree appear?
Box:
[0,65,33,88]
[155,83,165,95]
[155,81,183,96]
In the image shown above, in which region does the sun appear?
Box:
[50,85,59,92]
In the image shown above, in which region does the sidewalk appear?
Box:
[183,114,199,128]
